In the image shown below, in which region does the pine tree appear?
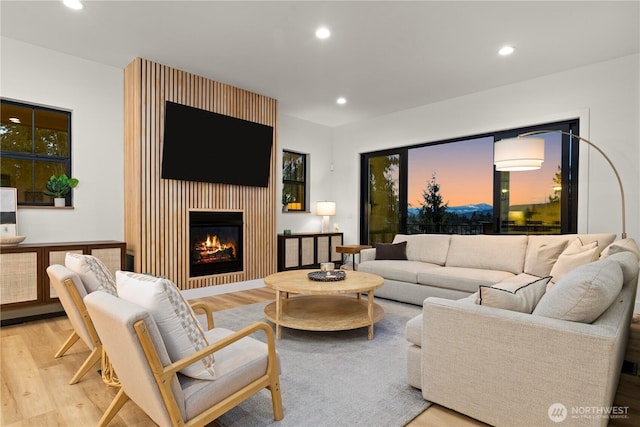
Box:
[419,173,448,232]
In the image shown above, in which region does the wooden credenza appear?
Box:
[277,232,343,271]
[0,241,126,325]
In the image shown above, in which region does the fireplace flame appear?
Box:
[194,234,236,263]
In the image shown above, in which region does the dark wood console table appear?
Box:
[277,232,343,271]
[0,241,126,325]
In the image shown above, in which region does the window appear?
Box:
[360,120,579,244]
[282,150,307,212]
[1,99,72,206]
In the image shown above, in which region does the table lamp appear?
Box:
[316,201,336,233]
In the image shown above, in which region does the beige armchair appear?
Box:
[84,290,284,426]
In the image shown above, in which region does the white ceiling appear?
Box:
[1,1,639,127]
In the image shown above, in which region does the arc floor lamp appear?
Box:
[494,130,626,239]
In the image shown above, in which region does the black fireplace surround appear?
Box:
[190,211,243,277]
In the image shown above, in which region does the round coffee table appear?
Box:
[263,269,384,340]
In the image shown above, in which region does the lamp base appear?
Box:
[321,216,330,233]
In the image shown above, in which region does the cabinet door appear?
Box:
[316,236,330,263]
[330,234,343,262]
[283,238,299,269]
[0,251,40,305]
[47,247,84,300]
[300,237,315,266]
[89,247,123,276]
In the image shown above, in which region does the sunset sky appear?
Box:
[407,134,562,207]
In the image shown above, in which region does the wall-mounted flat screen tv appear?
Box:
[161,101,273,187]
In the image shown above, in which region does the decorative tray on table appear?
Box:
[307,270,346,282]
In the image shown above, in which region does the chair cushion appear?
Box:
[179,327,271,420]
[533,259,623,323]
[65,253,117,295]
[477,276,551,314]
[549,238,599,283]
[116,271,216,380]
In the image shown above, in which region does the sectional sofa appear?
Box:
[359,233,640,426]
[358,233,619,305]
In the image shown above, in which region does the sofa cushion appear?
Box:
[445,235,528,274]
[606,251,640,284]
[116,271,216,380]
[533,258,623,323]
[549,238,599,283]
[523,236,570,277]
[477,276,551,314]
[417,267,515,293]
[375,241,407,260]
[405,314,422,347]
[392,234,451,265]
[65,253,117,295]
[601,238,640,260]
[576,233,616,256]
[359,260,439,283]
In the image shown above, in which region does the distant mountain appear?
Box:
[408,203,492,217]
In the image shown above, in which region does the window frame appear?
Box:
[359,119,579,244]
[282,149,308,212]
[1,98,73,207]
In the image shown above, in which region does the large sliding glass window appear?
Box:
[360,120,579,244]
[361,151,404,245]
[407,137,494,235]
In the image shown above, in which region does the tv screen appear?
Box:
[161,101,273,187]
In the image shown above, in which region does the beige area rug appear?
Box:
[208,297,430,427]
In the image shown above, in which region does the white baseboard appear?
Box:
[181,278,265,300]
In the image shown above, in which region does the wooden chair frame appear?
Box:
[54,278,104,385]
[97,319,283,427]
[55,276,214,388]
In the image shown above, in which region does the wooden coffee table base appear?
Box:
[264,294,384,340]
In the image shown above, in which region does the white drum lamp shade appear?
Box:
[494,137,545,171]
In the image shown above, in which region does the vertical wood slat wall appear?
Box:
[124,58,278,290]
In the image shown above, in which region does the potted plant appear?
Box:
[282,189,295,212]
[44,174,79,207]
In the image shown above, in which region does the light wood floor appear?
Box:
[0,287,483,426]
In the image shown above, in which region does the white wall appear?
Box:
[331,54,640,246]
[1,37,124,243]
[277,114,334,234]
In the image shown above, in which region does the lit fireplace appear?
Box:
[190,211,243,277]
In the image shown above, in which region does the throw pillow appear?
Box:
[549,238,599,283]
[524,240,568,278]
[477,276,551,314]
[65,253,117,295]
[375,241,408,260]
[116,271,215,380]
[533,259,623,323]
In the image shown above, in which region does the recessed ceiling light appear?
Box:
[315,27,331,39]
[336,97,347,105]
[499,46,515,56]
[63,0,84,10]
[8,117,21,124]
